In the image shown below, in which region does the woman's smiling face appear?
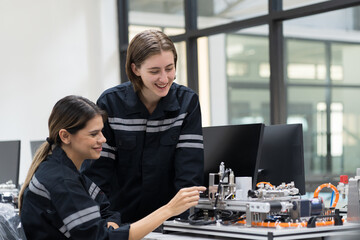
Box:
[132,50,176,101]
[62,114,106,169]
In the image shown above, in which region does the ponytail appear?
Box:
[18,95,106,212]
[18,141,53,212]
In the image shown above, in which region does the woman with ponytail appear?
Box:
[19,95,205,240]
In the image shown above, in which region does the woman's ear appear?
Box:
[131,63,140,76]
[59,129,71,145]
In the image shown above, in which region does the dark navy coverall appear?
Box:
[82,81,204,223]
[21,147,130,240]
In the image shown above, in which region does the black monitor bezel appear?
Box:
[202,123,264,190]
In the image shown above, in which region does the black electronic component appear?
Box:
[270,202,282,212]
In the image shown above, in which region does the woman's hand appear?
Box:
[128,186,206,240]
[107,221,119,229]
[165,186,206,217]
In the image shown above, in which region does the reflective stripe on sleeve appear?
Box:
[147,113,187,126]
[29,175,51,200]
[108,113,188,133]
[63,205,101,231]
[146,120,183,133]
[88,182,101,200]
[102,143,116,151]
[179,134,203,141]
[100,151,116,160]
[108,117,147,125]
[176,142,204,149]
[59,225,71,238]
[110,125,147,131]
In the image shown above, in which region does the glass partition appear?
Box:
[284,6,360,187]
[129,0,185,35]
[283,0,330,10]
[197,0,267,29]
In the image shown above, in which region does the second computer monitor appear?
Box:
[257,123,306,195]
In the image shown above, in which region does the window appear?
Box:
[120,0,360,190]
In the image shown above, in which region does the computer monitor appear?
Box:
[0,140,21,187]
[257,124,306,195]
[202,123,264,190]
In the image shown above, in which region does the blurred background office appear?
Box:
[1,0,360,194]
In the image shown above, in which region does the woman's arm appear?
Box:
[174,93,204,190]
[128,186,206,240]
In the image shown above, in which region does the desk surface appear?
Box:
[145,232,242,240]
[148,220,360,240]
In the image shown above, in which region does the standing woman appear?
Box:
[82,29,204,223]
[19,95,205,240]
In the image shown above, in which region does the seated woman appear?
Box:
[18,95,205,240]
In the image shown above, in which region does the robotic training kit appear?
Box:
[163,162,360,239]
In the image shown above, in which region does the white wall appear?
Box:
[0,0,120,185]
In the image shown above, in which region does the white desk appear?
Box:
[145,232,230,240]
[145,220,360,240]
